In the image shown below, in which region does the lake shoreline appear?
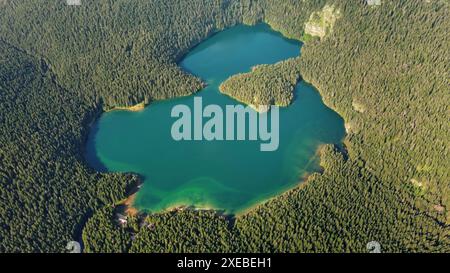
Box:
[121,193,139,216]
[105,102,146,113]
[218,87,272,113]
[85,23,346,219]
[123,143,329,218]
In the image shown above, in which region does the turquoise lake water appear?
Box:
[86,24,345,214]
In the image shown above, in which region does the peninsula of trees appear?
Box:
[219,58,301,108]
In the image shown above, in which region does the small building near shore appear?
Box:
[116,213,128,226]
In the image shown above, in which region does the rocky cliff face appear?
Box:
[304,5,340,39]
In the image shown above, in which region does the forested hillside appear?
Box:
[0,40,137,251]
[0,0,243,107]
[299,0,450,224]
[0,0,448,252]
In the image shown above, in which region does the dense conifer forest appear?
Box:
[219,58,302,107]
[0,0,448,252]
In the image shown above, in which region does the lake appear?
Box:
[86,24,345,214]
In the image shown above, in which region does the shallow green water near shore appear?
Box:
[86,24,345,214]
